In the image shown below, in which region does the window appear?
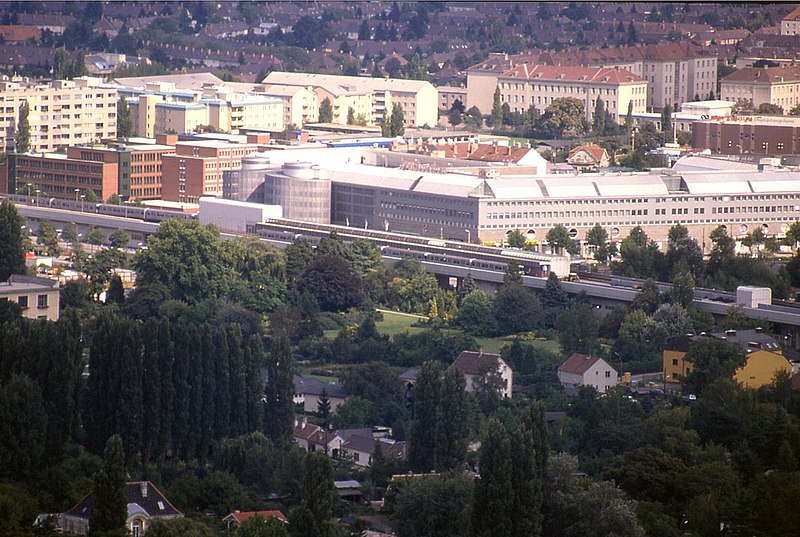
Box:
[17,295,28,308]
[37,294,48,308]
[605,371,611,378]
[672,359,679,366]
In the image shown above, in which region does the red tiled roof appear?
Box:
[568,144,608,162]
[453,350,503,376]
[558,353,603,375]
[722,65,800,84]
[783,6,800,22]
[499,64,644,84]
[225,510,288,524]
[0,25,41,42]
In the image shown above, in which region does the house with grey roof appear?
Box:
[293,374,349,414]
[56,481,182,536]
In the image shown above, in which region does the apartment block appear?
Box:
[116,78,284,137]
[261,72,439,128]
[0,75,118,153]
[495,65,647,123]
[257,84,318,127]
[0,275,60,321]
[467,44,716,114]
[720,66,800,111]
[161,137,268,203]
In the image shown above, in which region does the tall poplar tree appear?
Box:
[213,325,231,439]
[14,101,30,153]
[318,97,333,123]
[490,87,503,127]
[90,435,127,537]
[471,419,515,537]
[264,326,295,448]
[0,199,26,280]
[117,98,132,138]
[227,324,248,437]
[592,97,605,134]
[510,402,548,537]
[172,323,193,458]
[408,360,442,472]
[141,318,163,465]
[434,366,468,471]
[290,452,336,537]
[244,335,265,433]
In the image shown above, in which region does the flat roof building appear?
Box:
[0,274,60,321]
[161,137,269,202]
[0,75,118,153]
[261,72,439,128]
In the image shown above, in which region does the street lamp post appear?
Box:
[80,195,85,212]
[74,188,80,202]
[464,229,471,243]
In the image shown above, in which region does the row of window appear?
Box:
[480,215,794,231]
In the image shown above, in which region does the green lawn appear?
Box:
[375,310,563,355]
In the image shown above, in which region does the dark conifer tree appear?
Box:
[90,435,127,536]
[471,419,514,537]
[289,452,336,537]
[227,324,248,437]
[156,318,174,460]
[200,323,217,455]
[117,319,143,459]
[434,366,468,471]
[264,325,295,448]
[408,360,442,472]
[213,325,231,439]
[244,334,265,433]
[141,318,162,465]
[0,199,26,282]
[172,323,193,459]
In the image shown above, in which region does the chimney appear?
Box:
[755,327,763,333]
[726,329,737,336]
[301,416,307,429]
[140,482,148,498]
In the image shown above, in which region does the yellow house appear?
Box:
[663,329,791,389]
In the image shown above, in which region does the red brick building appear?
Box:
[161,135,269,203]
[13,148,119,201]
[692,117,800,155]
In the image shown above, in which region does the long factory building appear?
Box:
[226,147,800,249]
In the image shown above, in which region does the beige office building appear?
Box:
[261,72,439,128]
[495,65,647,123]
[0,75,118,153]
[720,66,800,111]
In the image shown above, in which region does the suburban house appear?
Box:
[57,481,182,536]
[338,428,407,468]
[293,417,343,457]
[222,510,287,530]
[292,419,406,467]
[557,353,619,394]
[567,144,611,170]
[663,329,791,388]
[452,351,513,398]
[293,374,349,414]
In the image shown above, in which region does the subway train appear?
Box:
[5,194,196,223]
